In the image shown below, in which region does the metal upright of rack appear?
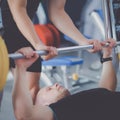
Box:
[102,0,120,72]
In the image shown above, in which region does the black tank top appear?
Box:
[49,88,120,120]
[27,0,41,19]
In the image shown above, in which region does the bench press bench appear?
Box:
[41,56,84,91]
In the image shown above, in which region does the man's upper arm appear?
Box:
[47,0,66,20]
[48,0,66,10]
[8,0,27,10]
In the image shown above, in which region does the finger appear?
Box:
[16,47,34,59]
[106,40,115,48]
[50,47,58,56]
[93,41,101,52]
[89,40,102,51]
[88,41,95,52]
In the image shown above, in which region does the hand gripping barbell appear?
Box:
[0,37,120,91]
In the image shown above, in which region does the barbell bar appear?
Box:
[9,41,120,59]
[9,44,94,59]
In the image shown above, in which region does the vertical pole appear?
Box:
[102,0,119,73]
[102,0,112,39]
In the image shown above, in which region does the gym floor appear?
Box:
[0,42,120,120]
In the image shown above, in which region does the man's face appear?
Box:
[36,83,70,106]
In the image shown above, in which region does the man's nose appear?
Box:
[54,83,59,87]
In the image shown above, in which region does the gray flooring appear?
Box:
[0,49,120,120]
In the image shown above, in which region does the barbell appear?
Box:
[1,36,120,91]
[9,44,96,59]
[9,41,120,59]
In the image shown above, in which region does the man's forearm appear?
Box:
[50,10,87,45]
[99,60,117,91]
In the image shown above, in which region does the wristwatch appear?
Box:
[100,56,112,63]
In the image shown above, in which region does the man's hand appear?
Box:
[35,44,58,60]
[87,39,102,53]
[15,47,39,69]
[80,39,102,53]
[101,38,116,58]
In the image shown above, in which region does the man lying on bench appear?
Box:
[12,39,119,120]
